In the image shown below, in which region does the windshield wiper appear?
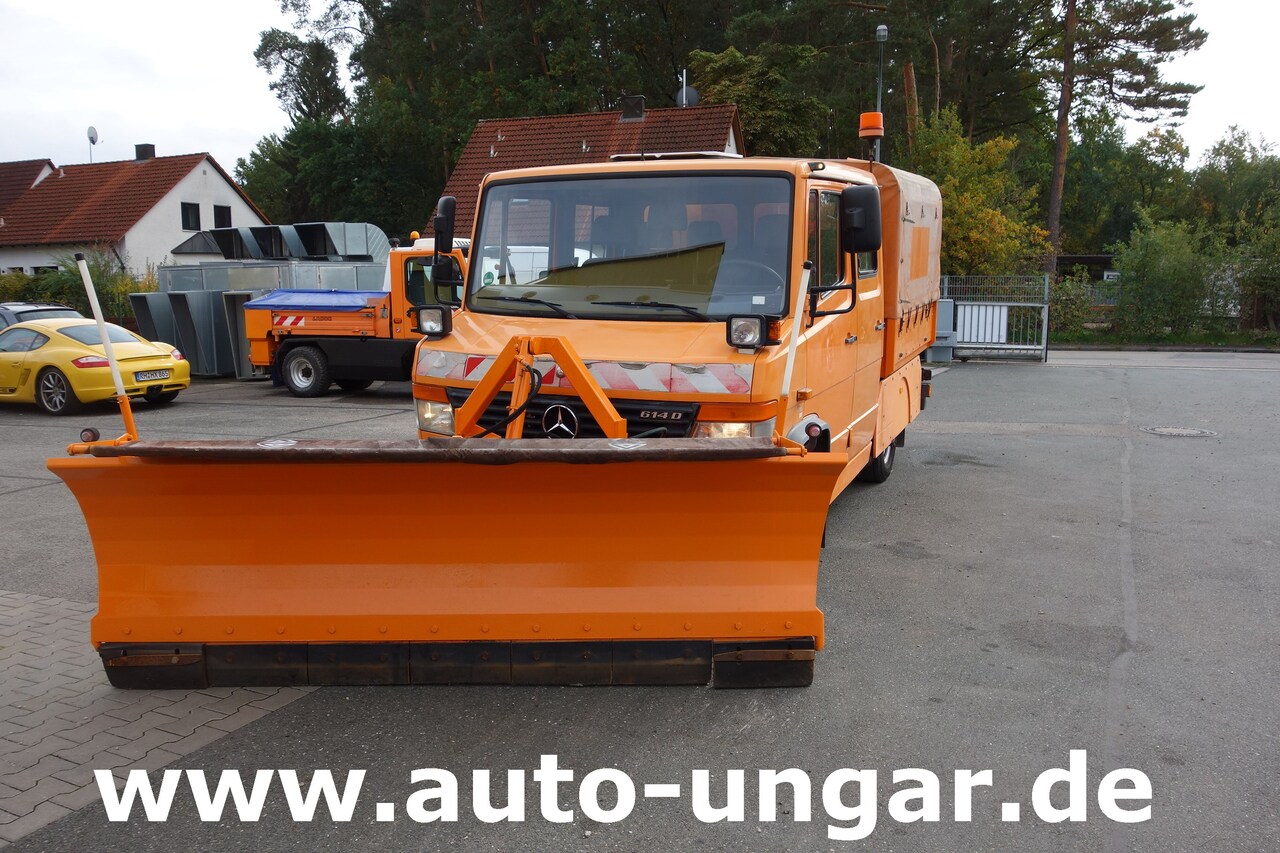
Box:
[477,295,577,318]
[592,300,710,321]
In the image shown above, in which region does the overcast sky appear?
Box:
[0,0,1269,174]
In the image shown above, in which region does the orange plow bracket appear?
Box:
[50,437,845,688]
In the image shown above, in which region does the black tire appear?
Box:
[144,389,180,404]
[335,379,373,392]
[858,439,896,484]
[281,346,331,397]
[35,368,83,415]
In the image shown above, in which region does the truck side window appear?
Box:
[857,251,878,277]
[808,190,845,298]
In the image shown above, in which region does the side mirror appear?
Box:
[431,195,461,306]
[433,196,456,254]
[840,185,882,255]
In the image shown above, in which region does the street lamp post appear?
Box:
[875,24,888,162]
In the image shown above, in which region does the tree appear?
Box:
[687,46,827,156]
[1043,0,1207,271]
[255,30,350,124]
[902,108,1049,274]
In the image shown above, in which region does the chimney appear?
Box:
[619,95,646,122]
[135,144,156,161]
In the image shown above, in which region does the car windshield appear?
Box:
[58,324,145,346]
[467,173,793,320]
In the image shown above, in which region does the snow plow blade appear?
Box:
[50,437,843,689]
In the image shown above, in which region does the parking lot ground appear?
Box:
[1,354,1277,851]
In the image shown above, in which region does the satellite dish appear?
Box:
[87,126,98,145]
[675,85,700,107]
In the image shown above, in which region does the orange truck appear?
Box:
[241,241,466,396]
[48,152,940,690]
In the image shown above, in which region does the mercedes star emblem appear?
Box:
[542,404,580,439]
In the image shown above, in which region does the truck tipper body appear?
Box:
[242,242,466,396]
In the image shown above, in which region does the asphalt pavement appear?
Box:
[0,352,1276,851]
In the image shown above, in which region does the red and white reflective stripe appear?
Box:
[273,315,306,327]
[417,350,752,394]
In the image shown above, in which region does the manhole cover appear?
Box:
[1140,426,1218,438]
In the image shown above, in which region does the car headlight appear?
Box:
[691,418,776,439]
[416,399,456,435]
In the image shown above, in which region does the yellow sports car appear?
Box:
[0,318,190,415]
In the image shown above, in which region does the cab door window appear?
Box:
[404,256,462,305]
[807,190,844,300]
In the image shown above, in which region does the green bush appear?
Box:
[1112,217,1212,336]
[1049,267,1094,335]
[0,270,33,302]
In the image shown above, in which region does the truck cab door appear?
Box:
[849,250,885,454]
[802,188,860,447]
[396,253,463,339]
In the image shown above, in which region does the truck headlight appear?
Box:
[691,418,776,439]
[416,399,456,435]
[726,315,765,349]
[416,306,452,338]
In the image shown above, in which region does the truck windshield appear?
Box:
[467,174,793,320]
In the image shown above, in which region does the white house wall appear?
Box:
[122,159,267,275]
[0,246,77,274]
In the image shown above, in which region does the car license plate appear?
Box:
[134,370,170,382]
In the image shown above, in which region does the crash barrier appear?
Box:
[941,275,1049,362]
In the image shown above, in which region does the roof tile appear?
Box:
[0,154,267,248]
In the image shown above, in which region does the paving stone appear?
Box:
[99,693,181,722]
[134,748,182,771]
[49,783,105,813]
[206,704,273,733]
[153,707,229,738]
[103,727,182,761]
[152,692,224,719]
[51,751,133,788]
[1,717,79,748]
[53,732,129,766]
[0,776,77,818]
[200,691,262,716]
[0,756,75,792]
[1,736,79,768]
[1,703,79,730]
[247,686,314,712]
[0,802,72,842]
[162,726,232,758]
[107,710,188,742]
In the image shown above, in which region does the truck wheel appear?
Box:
[36,368,83,415]
[282,346,331,397]
[858,439,896,484]
[335,379,373,392]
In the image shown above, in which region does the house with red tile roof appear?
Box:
[440,102,744,234]
[0,145,268,276]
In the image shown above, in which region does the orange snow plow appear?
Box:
[50,333,844,689]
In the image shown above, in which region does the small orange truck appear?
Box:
[48,151,942,689]
[242,239,466,396]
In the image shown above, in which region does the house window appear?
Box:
[181,202,201,231]
[214,205,231,229]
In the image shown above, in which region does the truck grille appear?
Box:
[445,388,699,438]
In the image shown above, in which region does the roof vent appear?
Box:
[135,144,156,161]
[619,95,646,122]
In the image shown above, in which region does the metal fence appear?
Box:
[941,275,1050,362]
